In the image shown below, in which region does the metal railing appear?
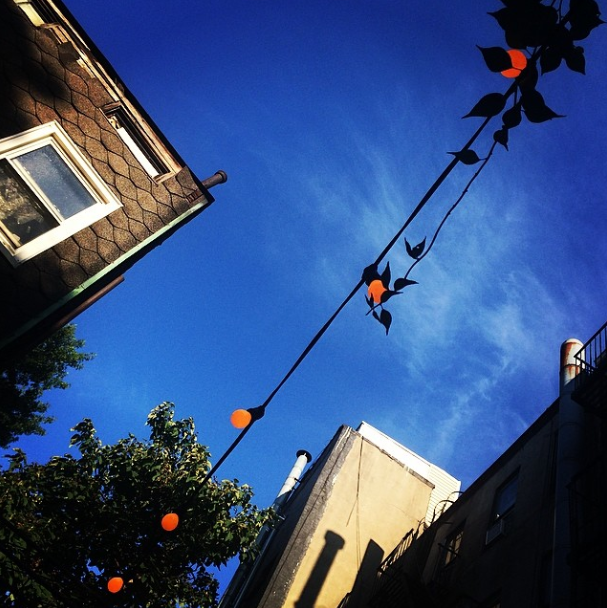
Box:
[378,528,417,574]
[574,319,607,377]
[572,320,607,413]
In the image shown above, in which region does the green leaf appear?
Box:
[0,403,274,607]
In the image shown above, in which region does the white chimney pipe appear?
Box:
[550,338,584,608]
[219,449,312,608]
[273,449,312,510]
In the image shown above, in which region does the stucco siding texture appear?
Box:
[283,431,434,608]
[0,0,209,339]
[245,426,435,608]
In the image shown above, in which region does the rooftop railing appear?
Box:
[572,319,607,415]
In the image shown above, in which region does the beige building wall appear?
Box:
[223,424,460,608]
[281,430,438,608]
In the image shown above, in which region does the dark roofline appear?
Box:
[45,0,213,203]
[445,398,559,511]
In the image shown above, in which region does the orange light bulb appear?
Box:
[107,577,124,593]
[367,279,387,304]
[501,49,527,78]
[230,409,252,429]
[161,512,179,532]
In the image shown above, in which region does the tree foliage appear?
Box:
[0,402,272,607]
[0,324,94,448]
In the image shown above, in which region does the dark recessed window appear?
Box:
[443,525,464,566]
[105,108,168,178]
[492,471,519,521]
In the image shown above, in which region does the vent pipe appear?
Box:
[273,449,312,510]
[551,338,584,608]
[219,449,312,608]
[201,170,228,189]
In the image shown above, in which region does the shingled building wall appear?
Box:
[0,0,214,354]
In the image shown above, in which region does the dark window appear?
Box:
[105,107,168,178]
[492,471,519,521]
[443,525,464,566]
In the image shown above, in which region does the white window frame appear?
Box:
[103,106,173,180]
[0,122,121,266]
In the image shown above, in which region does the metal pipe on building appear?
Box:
[273,449,312,510]
[219,449,312,608]
[201,170,228,189]
[550,338,584,608]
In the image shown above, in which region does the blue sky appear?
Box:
[12,0,607,591]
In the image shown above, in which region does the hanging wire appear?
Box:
[202,109,509,484]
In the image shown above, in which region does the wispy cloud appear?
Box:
[288,115,579,482]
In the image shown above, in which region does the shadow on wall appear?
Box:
[295,530,345,608]
[345,539,384,607]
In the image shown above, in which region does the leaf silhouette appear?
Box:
[365,295,374,309]
[380,262,391,288]
[502,102,522,128]
[477,46,512,72]
[448,149,482,165]
[522,90,564,122]
[491,4,558,48]
[393,277,418,291]
[464,93,506,118]
[569,14,605,40]
[570,0,604,40]
[493,127,509,150]
[380,290,401,304]
[362,263,379,286]
[405,237,426,260]
[518,63,538,92]
[380,309,392,335]
[564,46,586,74]
[540,47,563,74]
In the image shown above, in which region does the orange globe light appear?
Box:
[501,49,527,78]
[107,577,124,593]
[161,512,179,532]
[367,279,387,304]
[230,408,252,429]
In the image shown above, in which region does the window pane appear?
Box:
[494,474,518,518]
[0,159,57,245]
[16,145,97,219]
[444,528,464,565]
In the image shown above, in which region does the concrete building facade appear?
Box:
[221,422,460,608]
[223,321,607,608]
[367,326,607,608]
